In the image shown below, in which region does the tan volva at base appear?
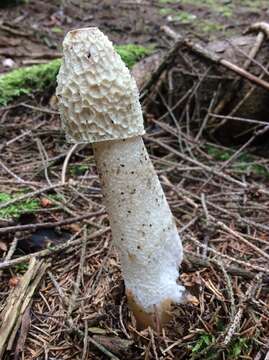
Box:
[127,290,173,330]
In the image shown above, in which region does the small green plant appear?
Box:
[191,332,215,354]
[181,0,234,17]
[70,164,89,176]
[0,192,39,219]
[206,145,233,161]
[173,11,197,23]
[51,26,63,34]
[205,145,269,179]
[197,21,224,34]
[159,0,180,3]
[160,8,196,23]
[228,337,250,359]
[14,262,29,273]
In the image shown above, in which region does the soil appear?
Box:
[0,0,267,73]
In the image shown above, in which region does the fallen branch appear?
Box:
[184,251,268,281]
[162,25,269,92]
[0,209,106,234]
[0,227,110,270]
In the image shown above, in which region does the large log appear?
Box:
[151,29,269,144]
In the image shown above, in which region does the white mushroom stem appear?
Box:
[56,27,186,329]
[93,136,185,329]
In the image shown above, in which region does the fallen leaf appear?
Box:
[9,276,20,287]
[88,327,107,335]
[65,223,81,233]
[40,198,53,207]
[0,241,7,252]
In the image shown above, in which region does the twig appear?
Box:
[184,251,262,280]
[140,35,184,98]
[0,236,18,277]
[61,144,79,184]
[186,235,269,274]
[47,271,69,308]
[218,260,236,319]
[0,158,25,183]
[223,274,262,346]
[0,183,62,210]
[67,228,87,316]
[161,25,269,92]
[82,320,88,360]
[148,137,246,188]
[0,227,110,270]
[0,209,106,234]
[21,103,59,115]
[36,137,53,186]
[246,21,269,39]
[215,218,269,261]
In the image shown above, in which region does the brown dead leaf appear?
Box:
[9,276,20,288]
[0,241,7,252]
[92,335,133,356]
[64,223,81,233]
[185,293,199,306]
[40,197,53,207]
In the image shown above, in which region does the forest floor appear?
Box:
[0,1,268,359]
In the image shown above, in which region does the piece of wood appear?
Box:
[158,25,269,144]
[0,258,49,358]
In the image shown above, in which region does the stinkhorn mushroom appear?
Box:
[56,27,186,329]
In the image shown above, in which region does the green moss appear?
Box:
[159,7,174,15]
[206,145,233,161]
[238,0,267,9]
[0,44,153,106]
[181,0,234,17]
[191,332,215,354]
[51,26,63,34]
[69,164,89,176]
[159,7,196,23]
[205,145,269,179]
[228,338,252,359]
[0,192,39,219]
[14,262,29,273]
[197,21,224,34]
[115,44,153,68]
[0,59,61,106]
[159,0,180,3]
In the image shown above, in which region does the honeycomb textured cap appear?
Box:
[56,27,145,143]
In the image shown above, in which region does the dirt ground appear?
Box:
[0,0,268,73]
[0,1,269,360]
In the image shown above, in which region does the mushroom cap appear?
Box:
[56,27,145,143]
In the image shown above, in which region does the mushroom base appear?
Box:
[126,289,172,330]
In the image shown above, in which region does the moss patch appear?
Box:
[0,192,39,219]
[181,0,234,17]
[0,44,153,106]
[0,59,61,106]
[115,44,153,68]
[205,145,269,179]
[197,20,224,35]
[159,7,196,23]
